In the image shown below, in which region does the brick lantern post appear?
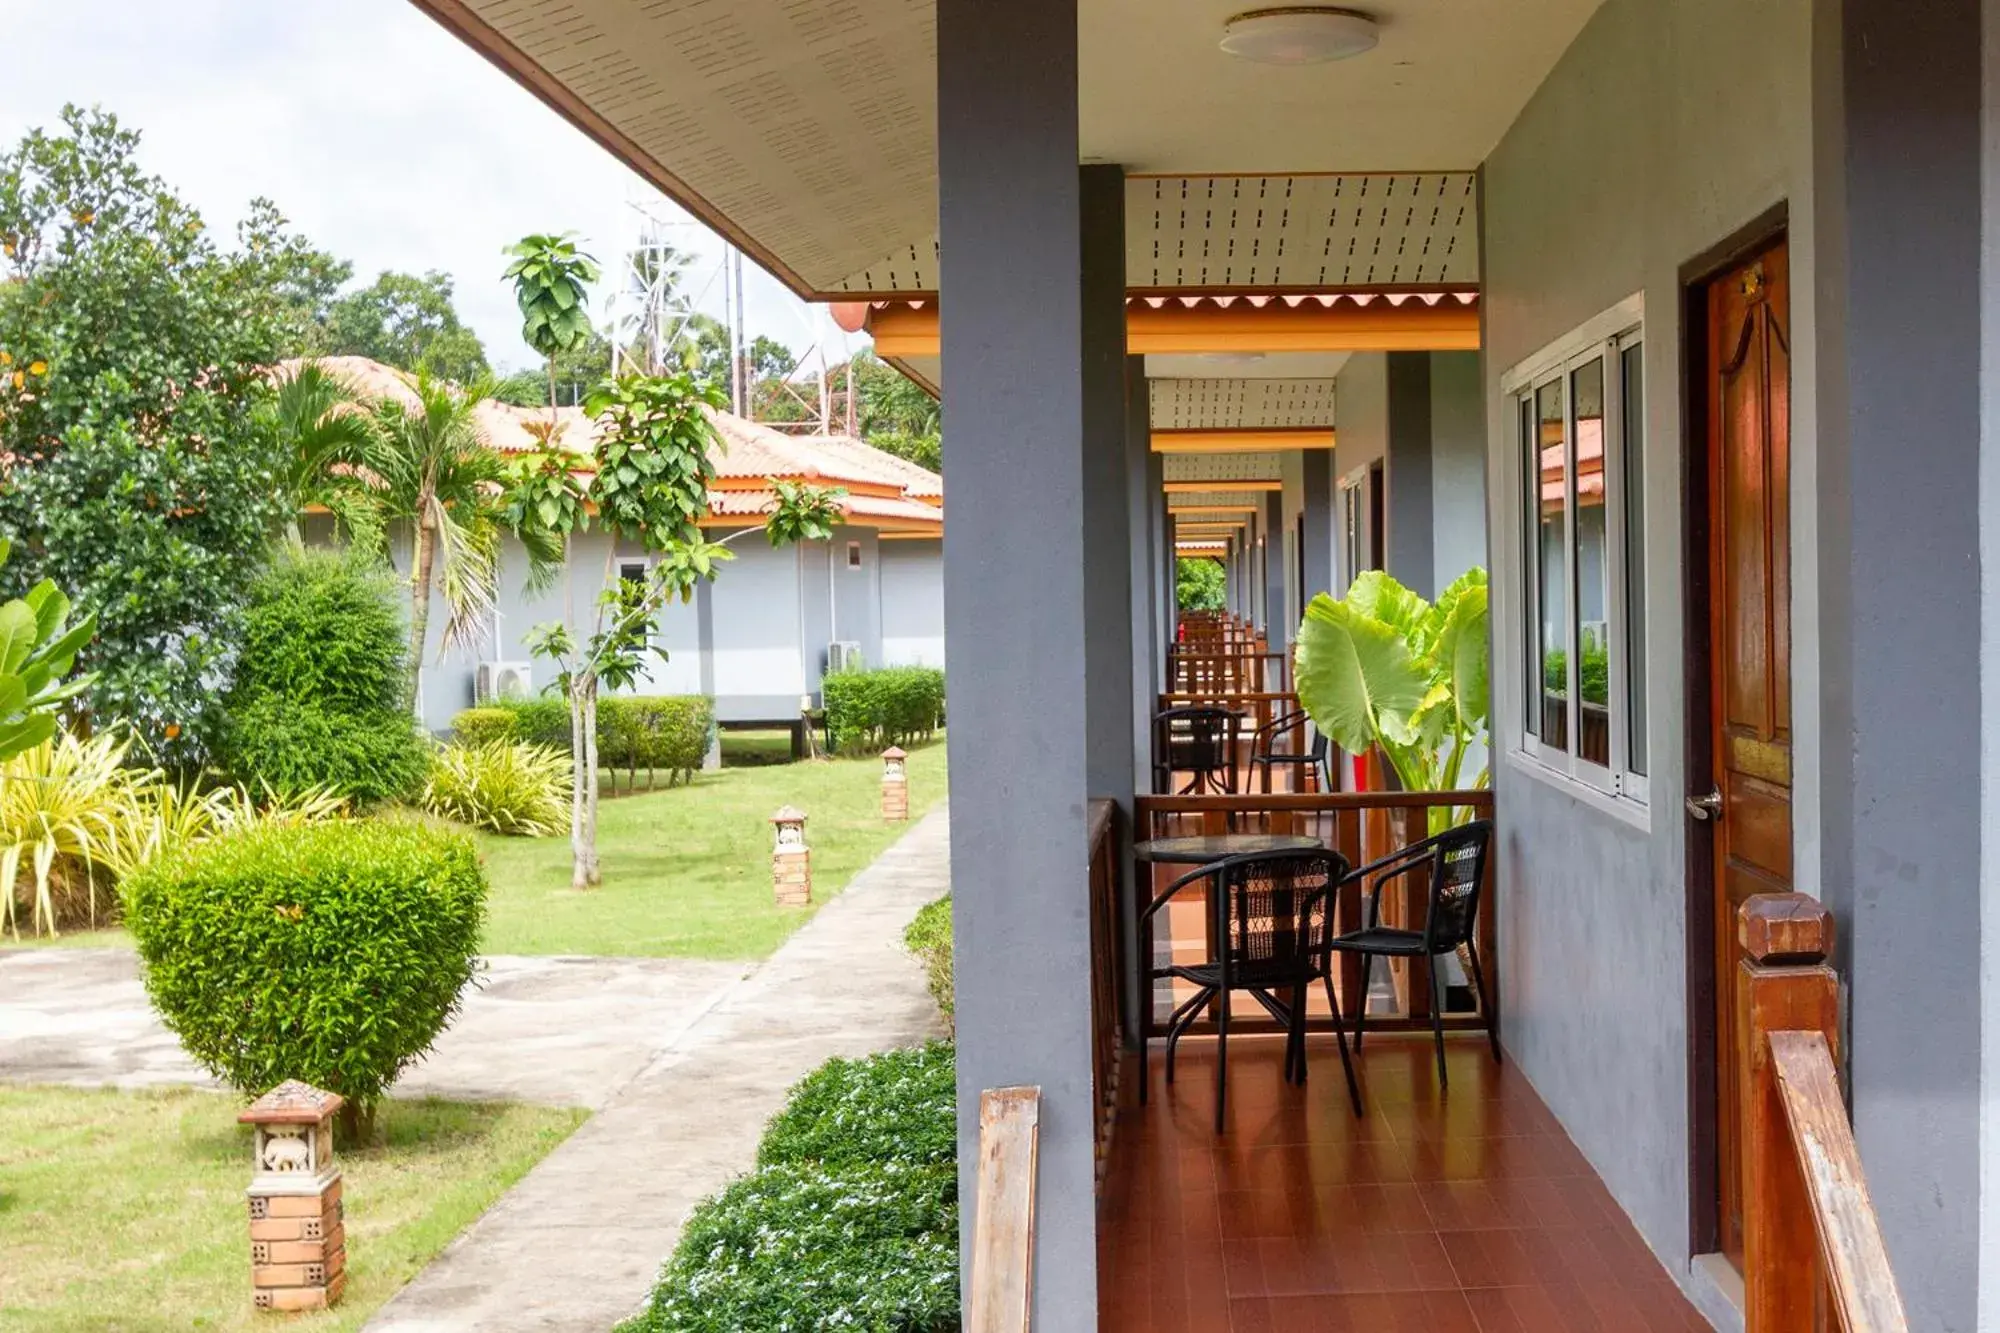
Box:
[239,1080,346,1311]
[881,746,910,821]
[772,805,812,905]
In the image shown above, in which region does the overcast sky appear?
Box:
[0,0,861,375]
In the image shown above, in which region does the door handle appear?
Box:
[1686,790,1723,822]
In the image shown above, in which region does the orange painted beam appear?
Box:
[1163,480,1282,494]
[1153,428,1334,454]
[868,299,1479,358]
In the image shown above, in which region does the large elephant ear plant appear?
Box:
[1294,567,1490,807]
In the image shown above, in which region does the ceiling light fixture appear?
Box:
[1220,7,1380,66]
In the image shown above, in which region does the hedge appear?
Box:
[822,666,945,755]
[125,819,486,1138]
[449,695,715,788]
[621,1042,959,1333]
[903,897,954,1036]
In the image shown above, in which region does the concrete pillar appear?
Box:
[1264,492,1287,641]
[1301,449,1336,602]
[1386,352,1436,597]
[1814,0,1979,1325]
[938,0,1103,1317]
[1080,164,1133,804]
[1148,448,1168,690]
[1126,357,1157,785]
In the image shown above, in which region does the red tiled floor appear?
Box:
[1099,1037,1714,1332]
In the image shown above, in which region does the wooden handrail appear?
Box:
[1738,893,1909,1333]
[969,1086,1040,1333]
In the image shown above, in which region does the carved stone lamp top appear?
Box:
[771,805,807,827]
[239,1080,344,1127]
[882,746,908,778]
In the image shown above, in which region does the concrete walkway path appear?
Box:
[0,950,749,1110]
[365,804,950,1332]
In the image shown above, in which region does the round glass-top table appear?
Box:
[1132,833,1323,864]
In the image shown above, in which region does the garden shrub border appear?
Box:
[904,896,954,1036]
[448,695,715,788]
[619,1041,958,1333]
[822,666,945,756]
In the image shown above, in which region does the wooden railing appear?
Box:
[1086,799,1124,1184]
[969,1086,1040,1333]
[1737,894,1908,1333]
[1167,648,1291,694]
[1135,790,1495,1037]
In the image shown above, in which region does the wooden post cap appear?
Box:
[1738,892,1834,964]
[239,1081,344,1126]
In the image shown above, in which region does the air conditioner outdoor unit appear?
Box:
[475,661,534,704]
[826,641,865,675]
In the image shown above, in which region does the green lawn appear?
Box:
[0,1086,585,1332]
[476,737,945,958]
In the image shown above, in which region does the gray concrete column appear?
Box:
[1813,0,1979,1325]
[1386,352,1436,597]
[1080,164,1133,804]
[1301,449,1336,602]
[938,0,1103,1318]
[1125,357,1156,786]
[1264,492,1287,641]
[1148,448,1168,692]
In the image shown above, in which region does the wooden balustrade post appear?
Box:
[1737,892,1839,1333]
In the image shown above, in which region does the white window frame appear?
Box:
[1500,294,1649,812]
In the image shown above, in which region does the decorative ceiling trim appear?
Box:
[1164,479,1282,493]
[1153,429,1334,454]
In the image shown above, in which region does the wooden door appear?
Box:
[1704,238,1792,1265]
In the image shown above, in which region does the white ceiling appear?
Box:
[1165,452,1286,483]
[1151,378,1337,430]
[432,0,1601,298]
[1146,352,1350,380]
[1081,0,1604,174]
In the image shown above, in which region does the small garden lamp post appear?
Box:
[772,805,812,906]
[240,1080,347,1312]
[881,746,909,822]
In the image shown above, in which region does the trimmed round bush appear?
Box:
[125,819,486,1129]
[221,552,426,802]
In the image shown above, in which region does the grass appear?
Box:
[0,738,946,962]
[475,736,945,958]
[0,1085,586,1332]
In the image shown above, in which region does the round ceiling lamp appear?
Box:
[1219,7,1380,65]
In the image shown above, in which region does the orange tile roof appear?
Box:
[298,357,943,531]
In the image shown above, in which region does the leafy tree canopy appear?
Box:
[492,328,616,408]
[0,104,299,764]
[1176,557,1226,612]
[322,268,491,382]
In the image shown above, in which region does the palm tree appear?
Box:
[264,361,382,549]
[371,370,560,714]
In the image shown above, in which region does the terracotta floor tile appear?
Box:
[1100,1044,1711,1331]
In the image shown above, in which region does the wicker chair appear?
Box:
[1140,849,1362,1131]
[1328,820,1498,1090]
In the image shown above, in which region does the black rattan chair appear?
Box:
[1248,708,1329,794]
[1151,705,1239,795]
[1139,849,1362,1131]
[1327,819,1498,1090]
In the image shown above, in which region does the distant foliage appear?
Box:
[1176,556,1227,612]
[449,695,714,787]
[903,898,954,1034]
[421,739,571,837]
[320,269,491,382]
[220,552,426,803]
[0,106,300,763]
[822,667,946,755]
[621,1042,959,1333]
[126,819,486,1130]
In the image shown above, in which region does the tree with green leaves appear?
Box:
[525,371,845,889]
[504,233,602,427]
[491,328,616,408]
[0,105,298,764]
[323,269,491,382]
[1176,557,1226,612]
[262,360,383,550]
[370,370,562,714]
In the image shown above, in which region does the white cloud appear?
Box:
[0,0,863,375]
